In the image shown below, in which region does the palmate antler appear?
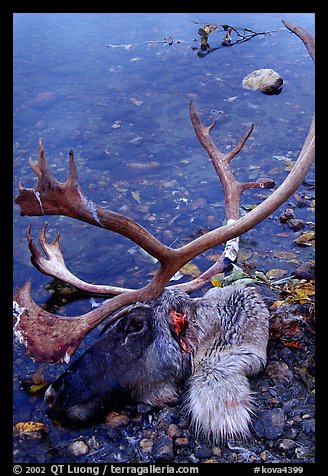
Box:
[13,20,315,364]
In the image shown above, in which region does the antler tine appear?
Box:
[189,99,276,222]
[26,223,45,263]
[27,138,57,183]
[225,123,254,162]
[67,148,79,185]
[38,222,59,255]
[282,20,314,62]
[26,223,136,296]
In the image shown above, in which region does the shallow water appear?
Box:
[13,13,314,463]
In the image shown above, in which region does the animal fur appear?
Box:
[152,285,269,445]
[183,285,269,444]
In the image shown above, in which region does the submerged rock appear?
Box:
[242,69,283,94]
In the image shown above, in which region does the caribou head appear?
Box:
[44,290,192,424]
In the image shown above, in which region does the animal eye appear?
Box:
[126,318,144,334]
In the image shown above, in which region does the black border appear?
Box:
[5,2,322,472]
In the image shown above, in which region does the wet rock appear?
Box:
[207,214,218,226]
[302,418,315,435]
[167,423,183,438]
[174,437,190,448]
[68,440,89,456]
[242,69,283,94]
[266,361,294,385]
[194,444,213,459]
[260,450,267,462]
[284,426,299,440]
[191,197,207,209]
[287,218,305,231]
[279,207,295,223]
[105,411,129,428]
[277,438,296,452]
[253,408,285,440]
[292,262,315,280]
[279,208,305,231]
[230,452,238,462]
[212,446,222,457]
[294,446,315,460]
[140,438,153,453]
[283,398,299,414]
[152,435,174,462]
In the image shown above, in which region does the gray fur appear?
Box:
[184,285,269,444]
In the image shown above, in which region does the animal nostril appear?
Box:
[44,385,58,407]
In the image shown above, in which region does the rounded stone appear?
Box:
[68,440,89,456]
[105,411,129,428]
[266,361,294,385]
[152,435,174,462]
[242,69,283,93]
[253,408,285,440]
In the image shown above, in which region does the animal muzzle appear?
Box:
[44,356,122,423]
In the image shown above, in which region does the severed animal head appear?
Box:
[44,286,269,444]
[44,289,192,423]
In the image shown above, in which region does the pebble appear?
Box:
[194,444,213,459]
[207,214,218,226]
[105,411,129,428]
[292,262,315,280]
[302,418,315,435]
[295,446,315,460]
[287,218,305,231]
[212,446,222,457]
[253,408,285,440]
[260,450,267,462]
[68,440,89,456]
[174,437,190,448]
[152,435,174,462]
[191,197,207,209]
[277,438,296,452]
[266,361,294,385]
[140,438,153,453]
[284,425,299,440]
[279,207,295,223]
[167,423,183,438]
[242,69,283,93]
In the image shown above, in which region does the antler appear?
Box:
[13,20,315,364]
[26,222,134,295]
[17,139,174,264]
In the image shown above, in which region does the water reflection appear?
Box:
[13,13,314,463]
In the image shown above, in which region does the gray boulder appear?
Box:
[242,68,283,94]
